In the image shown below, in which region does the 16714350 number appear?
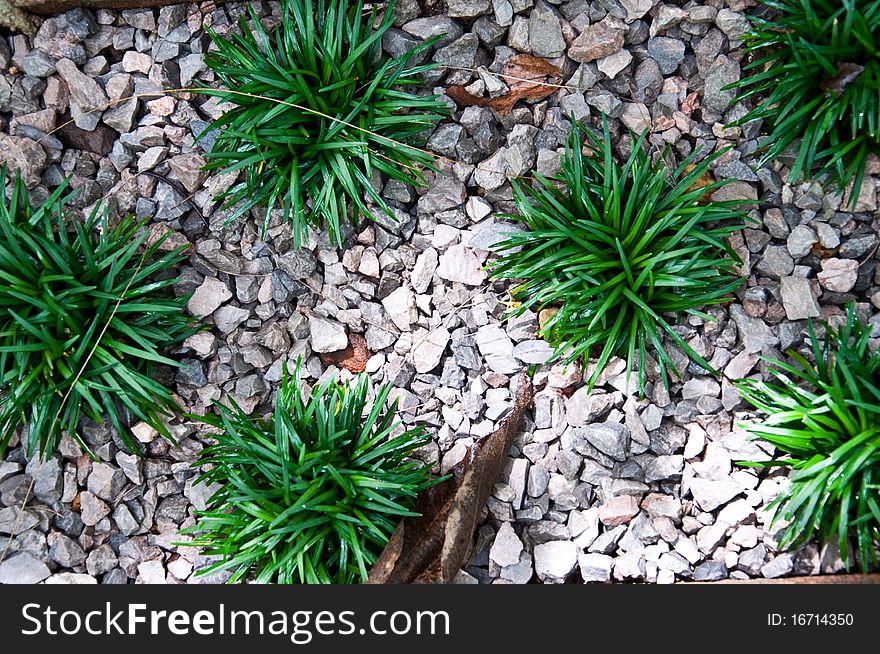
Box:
[768,613,854,627]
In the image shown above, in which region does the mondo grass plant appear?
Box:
[203,0,446,247]
[731,0,880,204]
[737,306,880,571]
[0,169,196,460]
[490,120,748,392]
[183,368,439,584]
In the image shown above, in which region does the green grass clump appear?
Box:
[203,0,445,247]
[489,120,748,392]
[0,169,195,460]
[732,0,880,204]
[183,368,439,584]
[737,306,880,572]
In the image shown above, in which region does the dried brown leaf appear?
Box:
[684,162,716,204]
[444,54,562,115]
[367,372,533,584]
[318,333,370,373]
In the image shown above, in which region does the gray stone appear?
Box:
[703,55,740,113]
[168,153,207,193]
[103,98,139,133]
[434,33,479,68]
[475,325,519,374]
[620,0,655,21]
[585,89,624,117]
[309,317,348,353]
[112,504,140,536]
[48,531,87,567]
[26,456,62,505]
[418,176,466,213]
[411,248,439,294]
[427,124,464,158]
[213,305,250,333]
[738,544,768,575]
[717,9,751,39]
[21,50,57,77]
[786,225,817,259]
[278,250,317,280]
[567,388,615,425]
[529,2,566,57]
[681,377,721,400]
[176,359,207,386]
[644,455,684,482]
[381,286,417,332]
[647,36,685,74]
[447,0,491,18]
[574,422,630,461]
[730,304,779,353]
[86,544,118,576]
[780,276,820,320]
[115,451,144,485]
[0,552,51,584]
[235,373,269,399]
[839,234,878,259]
[0,506,39,535]
[715,160,759,182]
[755,245,795,279]
[597,49,633,79]
[761,553,794,579]
[402,17,463,45]
[693,560,728,581]
[88,462,127,502]
[185,478,221,512]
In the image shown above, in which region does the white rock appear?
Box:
[131,421,158,443]
[137,560,167,584]
[817,258,858,292]
[490,522,524,567]
[597,49,632,78]
[511,339,554,364]
[382,286,418,331]
[689,476,743,512]
[309,317,348,353]
[436,244,487,286]
[534,540,578,581]
[780,275,820,320]
[578,552,613,582]
[411,248,439,294]
[412,327,451,374]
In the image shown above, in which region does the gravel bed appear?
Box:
[1,0,878,585]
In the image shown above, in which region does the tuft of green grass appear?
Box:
[202,0,446,248]
[736,306,880,572]
[489,119,748,392]
[183,367,440,584]
[730,0,880,205]
[0,168,196,460]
